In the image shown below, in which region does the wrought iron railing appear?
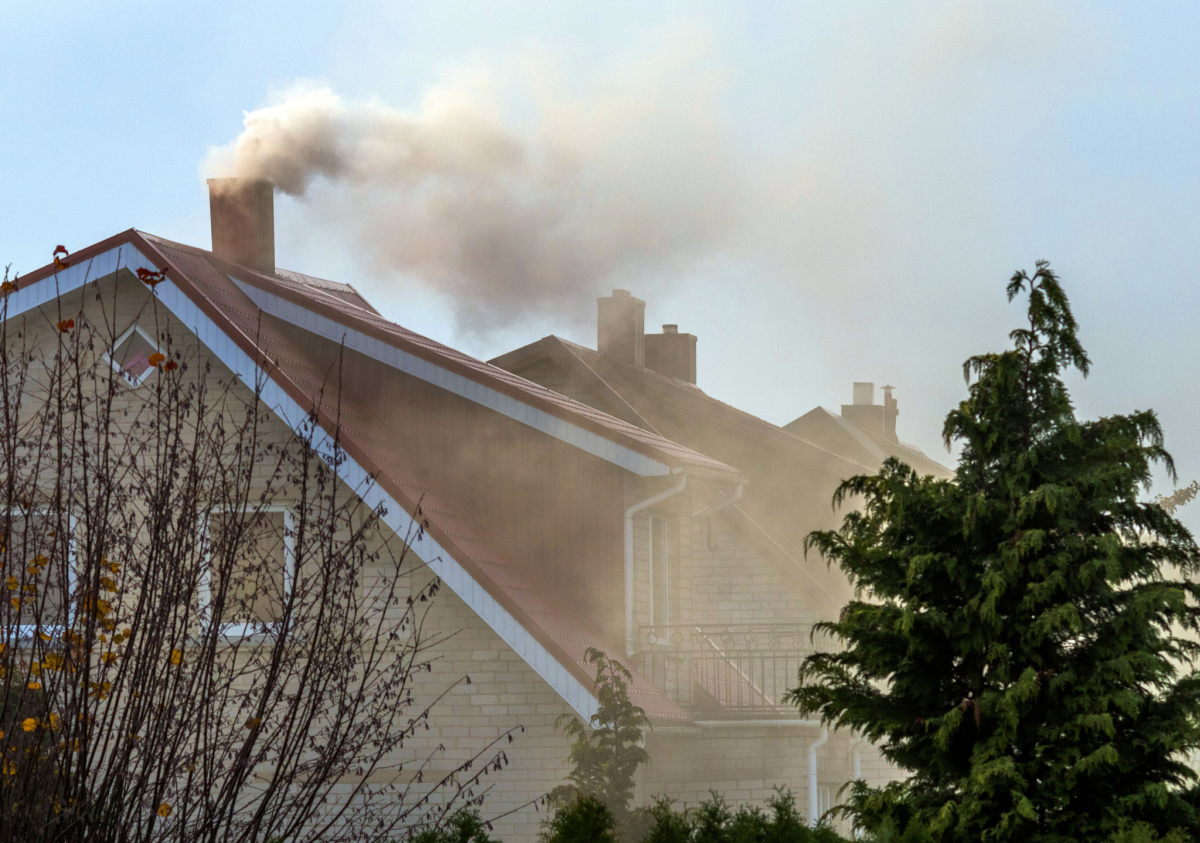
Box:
[636,624,816,717]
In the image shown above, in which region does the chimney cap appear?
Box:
[612,289,631,298]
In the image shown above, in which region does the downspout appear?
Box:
[691,482,744,520]
[808,726,829,827]
[850,737,864,839]
[625,473,688,657]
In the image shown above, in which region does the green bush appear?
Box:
[410,808,503,843]
[640,789,851,843]
[540,794,618,843]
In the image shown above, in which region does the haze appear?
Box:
[3,1,1199,528]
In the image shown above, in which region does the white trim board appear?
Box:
[230,277,672,478]
[2,244,600,720]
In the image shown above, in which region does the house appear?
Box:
[5,179,950,840]
[491,295,954,613]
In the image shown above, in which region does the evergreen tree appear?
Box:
[788,263,1200,842]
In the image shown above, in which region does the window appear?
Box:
[1,509,76,637]
[649,514,672,627]
[106,324,161,388]
[817,786,832,821]
[200,507,295,636]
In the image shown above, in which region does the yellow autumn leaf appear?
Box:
[38,631,50,642]
[4,575,15,591]
[27,681,41,690]
[170,649,182,666]
[157,803,171,818]
[9,598,18,610]
[43,654,64,670]
[2,760,15,775]
[21,718,36,732]
[101,652,117,665]
[48,713,61,730]
[244,716,262,729]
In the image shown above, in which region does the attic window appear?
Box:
[107,325,161,387]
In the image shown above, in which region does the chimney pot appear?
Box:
[207,177,275,275]
[852,382,874,406]
[663,324,678,334]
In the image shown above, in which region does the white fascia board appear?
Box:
[231,278,671,478]
[2,247,600,721]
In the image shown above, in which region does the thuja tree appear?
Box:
[788,263,1200,841]
[550,648,651,836]
[0,264,515,841]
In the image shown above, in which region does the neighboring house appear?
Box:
[7,179,950,840]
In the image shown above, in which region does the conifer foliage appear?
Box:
[789,263,1200,841]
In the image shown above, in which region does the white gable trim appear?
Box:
[3,246,600,720]
[230,278,672,478]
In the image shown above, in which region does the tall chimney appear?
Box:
[597,290,645,366]
[881,384,899,442]
[644,323,698,384]
[207,178,275,275]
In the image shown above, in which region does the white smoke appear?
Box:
[204,35,739,331]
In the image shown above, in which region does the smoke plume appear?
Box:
[205,41,738,331]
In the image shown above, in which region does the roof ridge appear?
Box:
[219,265,739,479]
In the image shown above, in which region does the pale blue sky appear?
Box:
[4,2,1200,522]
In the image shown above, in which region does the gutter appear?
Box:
[691,482,745,520]
[625,473,688,656]
[808,727,830,827]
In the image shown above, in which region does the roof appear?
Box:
[492,336,877,478]
[13,231,707,722]
[783,406,954,480]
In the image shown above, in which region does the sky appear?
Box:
[3,2,1200,524]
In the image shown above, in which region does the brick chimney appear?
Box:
[644,324,698,384]
[207,178,275,274]
[841,381,898,441]
[597,290,645,366]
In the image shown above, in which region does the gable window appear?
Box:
[1,509,77,637]
[106,324,161,388]
[649,514,673,628]
[200,507,295,636]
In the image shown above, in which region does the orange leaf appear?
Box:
[148,352,166,367]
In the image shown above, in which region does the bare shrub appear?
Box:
[0,263,515,842]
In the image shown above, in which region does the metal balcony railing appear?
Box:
[636,624,816,717]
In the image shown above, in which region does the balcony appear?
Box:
[636,624,816,719]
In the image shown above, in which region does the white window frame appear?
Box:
[104,323,162,388]
[198,505,296,638]
[6,508,78,640]
[648,514,670,628]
